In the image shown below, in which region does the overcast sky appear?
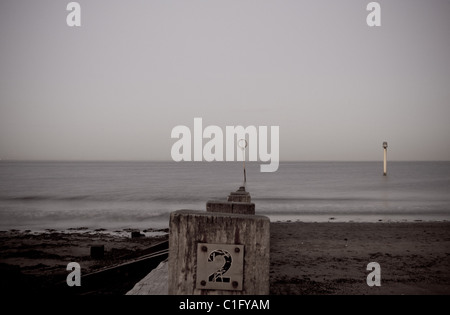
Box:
[1,0,449,161]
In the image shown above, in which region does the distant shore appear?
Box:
[1,221,449,295]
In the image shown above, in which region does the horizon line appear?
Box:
[1,159,449,163]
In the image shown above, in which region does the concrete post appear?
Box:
[206,186,255,215]
[168,210,270,295]
[228,186,251,203]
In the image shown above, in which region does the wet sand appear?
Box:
[1,222,449,295]
[0,228,169,294]
[270,221,450,294]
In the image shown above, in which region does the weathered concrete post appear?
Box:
[168,186,270,295]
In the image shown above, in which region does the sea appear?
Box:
[1,161,449,233]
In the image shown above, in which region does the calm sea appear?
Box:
[1,161,449,231]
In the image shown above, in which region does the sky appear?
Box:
[1,0,449,161]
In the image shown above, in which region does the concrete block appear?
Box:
[206,200,255,215]
[227,186,251,203]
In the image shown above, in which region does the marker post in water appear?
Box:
[383,141,388,176]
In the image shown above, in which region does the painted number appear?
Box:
[208,249,232,283]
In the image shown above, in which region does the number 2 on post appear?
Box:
[208,249,232,283]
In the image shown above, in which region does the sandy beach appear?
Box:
[270,221,450,295]
[1,221,449,295]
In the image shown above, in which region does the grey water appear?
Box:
[1,161,449,231]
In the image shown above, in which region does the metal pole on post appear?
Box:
[238,139,248,188]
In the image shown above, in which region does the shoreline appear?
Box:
[1,214,449,235]
[269,214,450,223]
[0,227,169,238]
